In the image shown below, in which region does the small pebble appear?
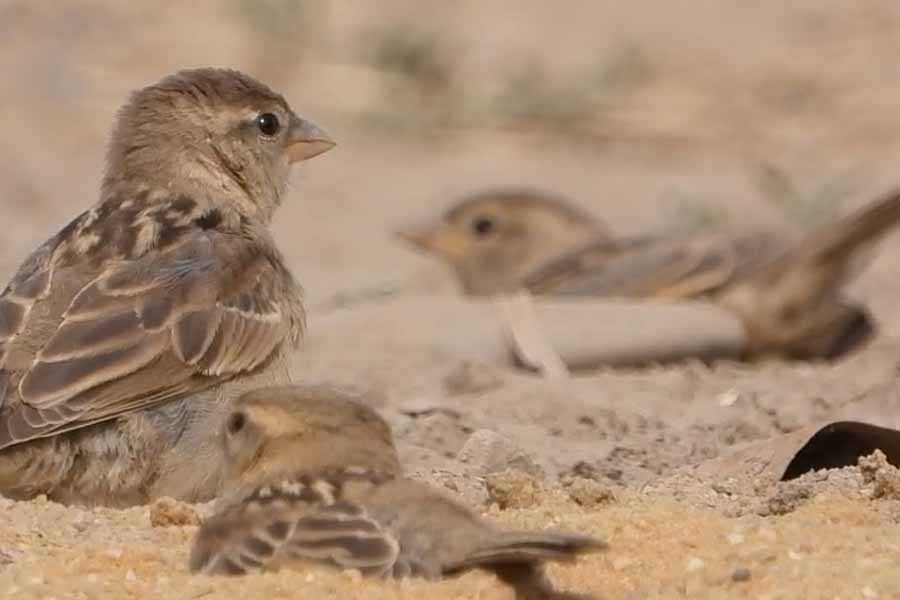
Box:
[717,389,740,407]
[686,557,705,572]
[485,469,543,509]
[457,429,542,477]
[562,476,616,508]
[726,531,745,545]
[731,567,751,582]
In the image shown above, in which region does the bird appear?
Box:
[190,385,605,600]
[0,68,335,506]
[396,185,900,360]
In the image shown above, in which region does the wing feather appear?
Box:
[191,480,400,577]
[0,229,300,449]
[524,231,785,299]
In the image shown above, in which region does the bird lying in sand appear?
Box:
[190,385,605,599]
[398,186,900,360]
[0,68,334,506]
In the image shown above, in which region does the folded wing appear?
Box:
[524,231,784,299]
[190,482,399,576]
[0,231,300,449]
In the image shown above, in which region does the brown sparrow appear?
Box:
[190,385,605,599]
[0,68,334,506]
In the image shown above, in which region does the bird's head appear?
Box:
[396,188,611,294]
[220,384,401,493]
[103,68,335,222]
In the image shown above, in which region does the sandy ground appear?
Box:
[4,1,900,598]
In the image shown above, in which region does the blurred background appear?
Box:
[4,0,900,314]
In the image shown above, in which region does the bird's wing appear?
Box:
[523,230,785,300]
[190,480,400,577]
[0,230,302,449]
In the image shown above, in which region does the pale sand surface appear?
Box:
[3,2,900,598]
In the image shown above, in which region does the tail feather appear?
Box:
[721,185,900,359]
[447,531,606,572]
[753,185,900,290]
[809,185,900,264]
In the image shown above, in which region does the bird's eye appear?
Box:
[256,113,280,136]
[226,411,247,435]
[471,216,496,237]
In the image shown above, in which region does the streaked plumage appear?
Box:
[0,68,334,505]
[191,385,604,599]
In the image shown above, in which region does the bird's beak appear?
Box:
[395,217,467,259]
[394,220,435,251]
[286,116,336,163]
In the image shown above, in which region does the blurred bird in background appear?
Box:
[398,185,900,360]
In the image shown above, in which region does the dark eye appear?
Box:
[226,411,247,435]
[471,216,495,237]
[256,112,280,136]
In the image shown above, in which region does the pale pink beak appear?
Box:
[394,219,437,250]
[286,115,336,163]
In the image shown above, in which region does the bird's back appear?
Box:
[524,229,789,300]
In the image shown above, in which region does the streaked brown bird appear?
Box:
[190,385,605,600]
[397,186,900,360]
[0,68,335,506]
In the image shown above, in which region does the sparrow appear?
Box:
[190,385,605,599]
[397,185,900,360]
[0,68,335,506]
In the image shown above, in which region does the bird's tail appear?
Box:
[748,184,900,296]
[448,531,605,600]
[448,530,606,572]
[720,185,900,359]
